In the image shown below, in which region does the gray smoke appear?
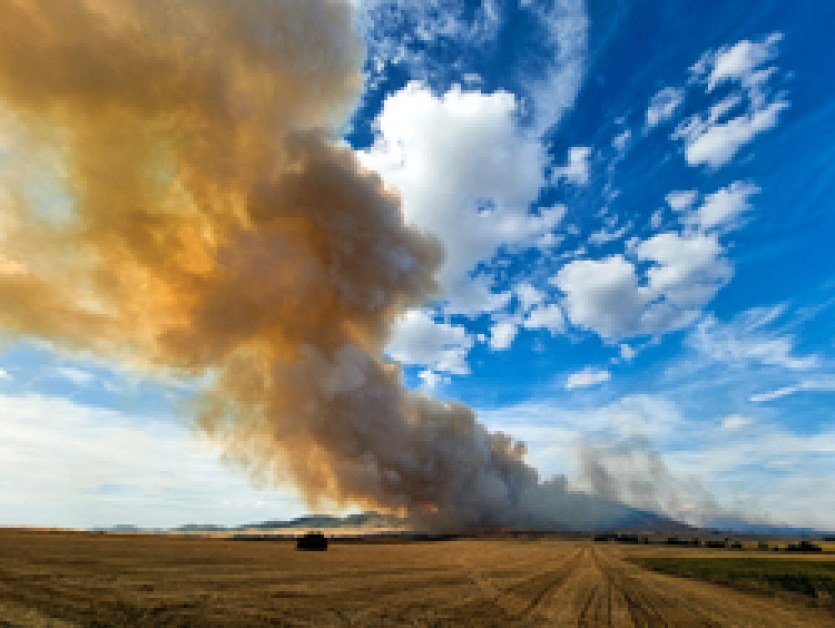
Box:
[0,0,645,532]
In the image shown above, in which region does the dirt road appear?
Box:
[0,530,832,626]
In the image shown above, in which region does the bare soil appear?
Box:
[0,529,833,626]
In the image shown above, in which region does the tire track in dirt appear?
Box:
[599,547,749,626]
[512,547,585,619]
[594,545,829,627]
[471,543,834,627]
[441,545,585,624]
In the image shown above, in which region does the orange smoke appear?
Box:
[0,0,638,531]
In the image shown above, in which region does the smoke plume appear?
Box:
[0,0,641,531]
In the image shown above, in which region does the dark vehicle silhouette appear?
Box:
[296,532,328,551]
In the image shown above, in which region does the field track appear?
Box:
[0,530,832,626]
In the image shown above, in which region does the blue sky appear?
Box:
[1,0,834,529]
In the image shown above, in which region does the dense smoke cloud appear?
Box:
[580,437,731,527]
[579,437,783,530]
[0,0,642,531]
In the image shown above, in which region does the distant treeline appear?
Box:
[594,534,824,552]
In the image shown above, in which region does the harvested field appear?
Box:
[1,529,834,626]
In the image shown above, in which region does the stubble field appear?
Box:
[0,529,833,626]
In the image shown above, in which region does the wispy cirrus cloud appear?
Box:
[687,305,820,371]
[645,86,684,129]
[750,377,835,403]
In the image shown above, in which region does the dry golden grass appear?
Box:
[1,529,833,626]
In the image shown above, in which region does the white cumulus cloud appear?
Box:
[636,232,732,309]
[360,83,562,315]
[554,255,650,339]
[691,180,759,230]
[555,232,732,340]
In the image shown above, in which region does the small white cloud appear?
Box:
[523,304,565,334]
[387,309,473,374]
[552,146,591,186]
[489,321,518,351]
[722,414,753,430]
[682,101,788,168]
[612,129,631,153]
[619,344,636,361]
[565,367,611,390]
[646,86,684,128]
[692,180,759,230]
[649,209,663,230]
[417,369,449,389]
[462,72,483,86]
[665,189,698,211]
[704,33,783,93]
[0,367,10,381]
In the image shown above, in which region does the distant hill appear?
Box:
[245,511,407,531]
[704,515,835,537]
[600,508,695,535]
[235,505,690,536]
[116,508,830,538]
[171,511,408,534]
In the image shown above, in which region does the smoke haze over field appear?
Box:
[0,0,649,531]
